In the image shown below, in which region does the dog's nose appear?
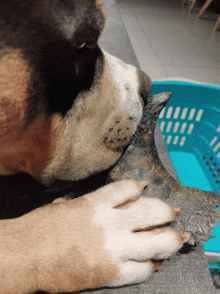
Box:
[137,70,152,105]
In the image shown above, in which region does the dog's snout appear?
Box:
[137,70,152,105]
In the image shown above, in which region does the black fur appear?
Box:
[0,0,105,120]
[0,0,107,219]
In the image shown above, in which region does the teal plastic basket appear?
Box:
[151,81,220,255]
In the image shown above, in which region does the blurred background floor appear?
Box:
[115,0,220,86]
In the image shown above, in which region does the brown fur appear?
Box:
[96,0,106,26]
[0,194,118,294]
[0,52,134,180]
[0,115,63,177]
[0,48,30,141]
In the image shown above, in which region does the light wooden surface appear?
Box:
[182,0,220,32]
[214,14,220,31]
[189,0,199,13]
[197,0,213,18]
[182,0,199,12]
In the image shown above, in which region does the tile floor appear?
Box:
[116,0,220,86]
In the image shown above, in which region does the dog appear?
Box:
[0,0,190,293]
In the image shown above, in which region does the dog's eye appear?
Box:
[76,40,96,50]
[77,43,86,49]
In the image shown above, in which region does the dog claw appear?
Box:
[181,233,190,244]
[153,262,163,271]
[139,180,149,190]
[173,207,180,216]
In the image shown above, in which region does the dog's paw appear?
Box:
[27,180,189,293]
[85,180,189,287]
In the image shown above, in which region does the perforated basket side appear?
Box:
[158,103,220,193]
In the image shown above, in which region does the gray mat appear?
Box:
[83,244,215,294]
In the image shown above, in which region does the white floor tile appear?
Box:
[116,0,220,83]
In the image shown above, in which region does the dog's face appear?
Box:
[0,0,152,185]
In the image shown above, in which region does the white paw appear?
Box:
[86,180,189,287]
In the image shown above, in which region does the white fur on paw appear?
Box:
[106,260,154,287]
[87,180,189,287]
